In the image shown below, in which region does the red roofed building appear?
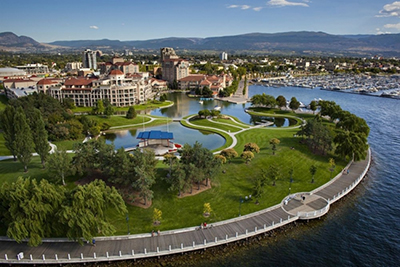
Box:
[160,47,190,84]
[3,78,36,89]
[37,78,62,93]
[178,74,232,95]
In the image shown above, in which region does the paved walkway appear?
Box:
[0,149,371,265]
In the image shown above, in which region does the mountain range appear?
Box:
[2,31,400,56]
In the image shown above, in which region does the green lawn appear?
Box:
[189,117,243,133]
[180,118,233,152]
[72,100,173,113]
[0,133,10,156]
[213,117,251,129]
[107,125,345,235]
[52,139,83,151]
[0,111,346,236]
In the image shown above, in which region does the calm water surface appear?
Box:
[103,122,225,151]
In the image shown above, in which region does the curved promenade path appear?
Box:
[0,148,371,265]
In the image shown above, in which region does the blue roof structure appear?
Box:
[137,130,173,140]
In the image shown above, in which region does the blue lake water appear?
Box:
[103,122,225,151]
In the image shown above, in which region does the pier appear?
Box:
[0,149,371,265]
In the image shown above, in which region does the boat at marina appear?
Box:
[214,105,221,111]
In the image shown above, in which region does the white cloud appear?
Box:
[267,0,309,7]
[378,1,400,17]
[384,23,400,30]
[89,25,99,30]
[253,7,263,11]
[227,4,255,10]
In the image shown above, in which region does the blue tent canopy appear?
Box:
[137,130,173,140]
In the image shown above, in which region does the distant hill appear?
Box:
[47,31,400,56]
[0,32,43,50]
[2,31,400,56]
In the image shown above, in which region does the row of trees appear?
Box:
[71,141,158,205]
[250,93,306,112]
[0,106,50,171]
[319,100,369,161]
[297,100,369,161]
[0,178,127,246]
[1,94,111,142]
[197,109,221,118]
[195,86,213,97]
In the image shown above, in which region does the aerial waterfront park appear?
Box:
[0,92,366,247]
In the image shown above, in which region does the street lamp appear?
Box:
[126,213,130,235]
[239,197,243,216]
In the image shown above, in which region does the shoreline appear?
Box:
[0,149,371,265]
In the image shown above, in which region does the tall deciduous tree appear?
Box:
[168,162,187,196]
[289,97,300,111]
[309,100,317,114]
[131,149,158,205]
[14,107,34,172]
[126,106,137,119]
[0,178,66,246]
[47,149,72,186]
[334,131,368,161]
[276,95,287,109]
[72,141,99,175]
[0,105,17,160]
[30,109,50,168]
[58,179,127,244]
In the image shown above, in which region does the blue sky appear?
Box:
[2,0,400,42]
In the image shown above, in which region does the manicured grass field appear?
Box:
[0,109,345,236]
[189,117,243,133]
[72,100,173,113]
[108,125,345,235]
[212,117,251,129]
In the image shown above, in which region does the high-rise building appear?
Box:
[220,52,228,61]
[82,49,97,70]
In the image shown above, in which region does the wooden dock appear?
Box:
[0,149,371,265]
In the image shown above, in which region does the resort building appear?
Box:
[178,73,233,95]
[38,70,157,107]
[15,64,49,75]
[98,57,139,75]
[160,47,190,84]
[65,62,83,71]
